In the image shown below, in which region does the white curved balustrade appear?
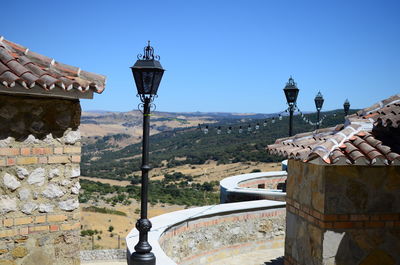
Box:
[126,200,286,265]
[220,171,287,203]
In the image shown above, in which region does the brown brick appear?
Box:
[353,222,364,228]
[3,219,13,227]
[54,147,63,154]
[337,214,349,221]
[49,225,59,232]
[6,158,16,166]
[34,216,46,224]
[379,213,399,221]
[20,148,31,156]
[0,249,8,254]
[311,209,322,220]
[64,146,81,154]
[48,156,69,164]
[0,148,19,156]
[47,214,67,222]
[17,157,38,165]
[333,222,356,229]
[61,223,80,231]
[0,229,17,238]
[350,214,369,221]
[70,155,81,163]
[322,214,337,221]
[32,147,52,155]
[365,221,385,228]
[29,225,49,233]
[307,214,314,223]
[370,215,380,221]
[19,227,28,235]
[38,157,48,164]
[385,221,395,228]
[14,217,33,226]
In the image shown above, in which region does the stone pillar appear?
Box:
[0,94,82,265]
[284,159,400,265]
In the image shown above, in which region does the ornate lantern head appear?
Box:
[283,76,299,105]
[314,91,324,110]
[131,41,165,102]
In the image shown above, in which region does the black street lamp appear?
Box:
[283,76,299,136]
[343,99,350,116]
[129,41,165,265]
[314,91,324,129]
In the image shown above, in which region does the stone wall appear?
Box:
[0,95,82,265]
[160,207,285,265]
[80,249,126,262]
[284,159,400,265]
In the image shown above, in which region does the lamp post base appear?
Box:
[129,252,156,265]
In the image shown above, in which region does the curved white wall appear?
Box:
[126,200,285,265]
[219,171,287,203]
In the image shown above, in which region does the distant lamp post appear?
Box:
[283,76,299,136]
[343,99,350,116]
[129,41,165,265]
[314,91,324,129]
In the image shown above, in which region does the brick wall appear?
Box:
[0,95,82,265]
[284,159,400,265]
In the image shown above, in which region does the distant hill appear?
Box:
[81,109,356,180]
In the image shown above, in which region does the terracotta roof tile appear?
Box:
[352,94,400,128]
[267,94,400,166]
[0,36,106,98]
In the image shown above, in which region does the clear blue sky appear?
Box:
[2,0,399,113]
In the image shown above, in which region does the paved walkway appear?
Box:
[82,261,126,265]
[209,248,284,265]
[82,248,284,265]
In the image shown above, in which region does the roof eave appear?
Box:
[0,83,93,100]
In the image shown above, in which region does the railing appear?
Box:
[126,200,286,265]
[219,171,287,203]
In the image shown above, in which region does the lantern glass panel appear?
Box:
[284,88,299,104]
[131,59,164,96]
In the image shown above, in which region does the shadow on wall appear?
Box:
[333,230,399,265]
[0,95,81,141]
[264,256,284,265]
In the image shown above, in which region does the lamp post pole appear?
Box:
[129,41,165,265]
[289,104,294,136]
[131,96,154,264]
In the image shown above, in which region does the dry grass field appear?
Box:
[80,161,281,249]
[80,202,186,250]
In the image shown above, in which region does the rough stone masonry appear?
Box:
[0,94,82,265]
